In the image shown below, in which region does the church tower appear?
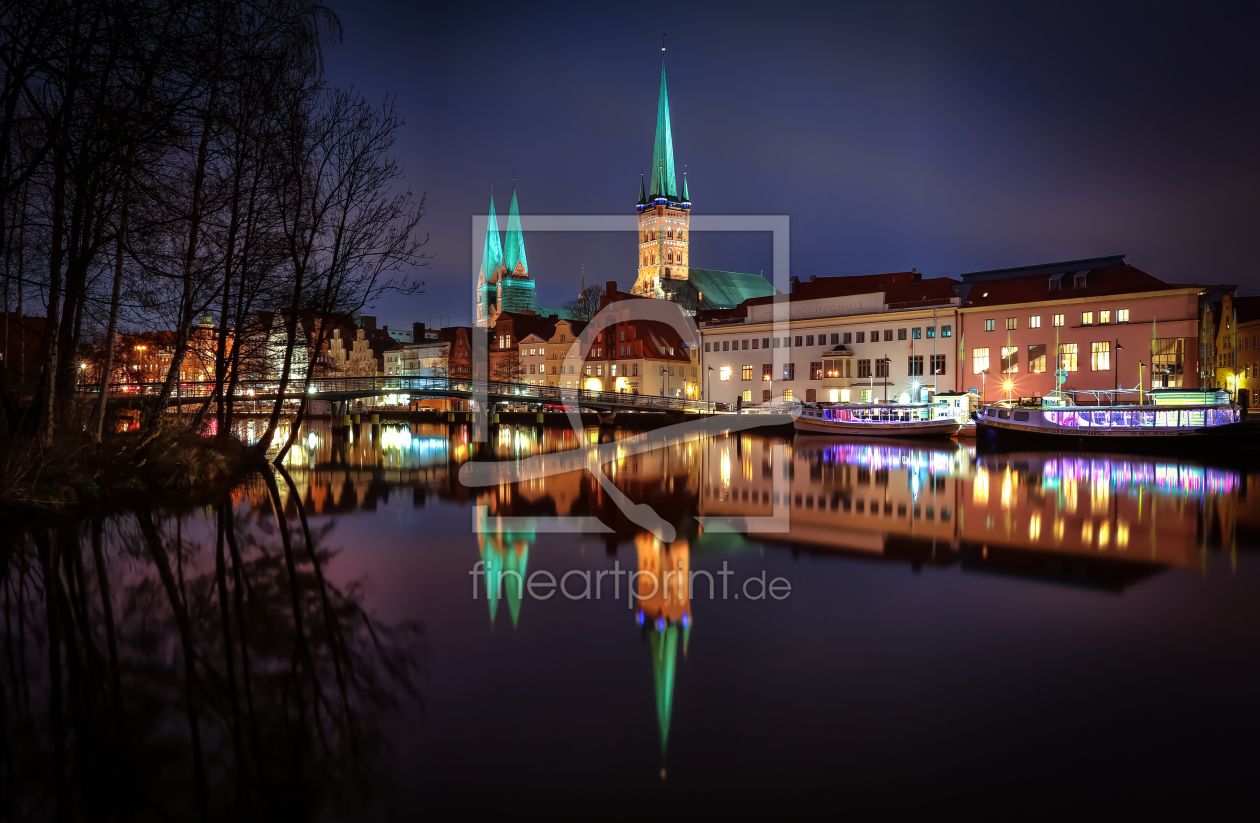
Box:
[632,59,691,298]
[475,185,537,327]
[476,192,503,327]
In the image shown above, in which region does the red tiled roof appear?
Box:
[743,271,927,307]
[959,264,1182,309]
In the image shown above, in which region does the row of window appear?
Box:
[984,309,1130,332]
[707,485,953,521]
[705,326,954,353]
[969,340,1184,374]
[719,356,948,382]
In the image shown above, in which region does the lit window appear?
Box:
[941,325,952,338]
[1053,314,1065,327]
[1082,311,1094,325]
[1006,317,1017,330]
[742,390,752,402]
[973,347,990,374]
[985,319,995,332]
[1099,310,1111,324]
[741,364,753,380]
[782,389,794,402]
[829,389,839,402]
[1091,341,1110,371]
[1058,343,1078,371]
[1029,315,1041,329]
[719,366,731,382]
[840,389,851,402]
[1117,309,1130,323]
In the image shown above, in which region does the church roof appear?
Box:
[649,64,677,200]
[682,171,689,203]
[683,268,776,309]
[479,193,503,279]
[503,187,528,275]
[638,172,647,206]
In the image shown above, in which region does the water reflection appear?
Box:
[1,466,424,821]
[4,420,1255,815]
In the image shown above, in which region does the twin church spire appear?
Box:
[477,185,535,325]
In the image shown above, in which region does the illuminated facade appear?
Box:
[476,188,537,328]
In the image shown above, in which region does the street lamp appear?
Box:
[707,365,713,404]
[981,368,989,402]
[1003,379,1013,402]
[660,365,667,397]
[1114,340,1123,401]
[883,354,890,403]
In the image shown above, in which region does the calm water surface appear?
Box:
[5,420,1260,818]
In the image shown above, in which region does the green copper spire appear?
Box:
[503,186,528,275]
[638,172,647,206]
[649,64,677,200]
[479,193,503,278]
[651,624,679,756]
[682,171,689,203]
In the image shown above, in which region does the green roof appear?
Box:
[682,171,689,203]
[682,269,775,309]
[479,193,503,278]
[503,187,528,275]
[638,172,647,206]
[649,64,677,200]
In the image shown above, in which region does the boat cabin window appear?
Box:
[998,409,1011,419]
[1014,411,1029,421]
[986,408,996,417]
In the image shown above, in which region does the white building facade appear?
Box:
[699,287,961,406]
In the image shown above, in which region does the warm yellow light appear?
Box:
[584,378,602,392]
[1003,381,1014,391]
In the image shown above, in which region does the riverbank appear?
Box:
[0,430,256,518]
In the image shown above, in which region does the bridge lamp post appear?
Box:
[660,365,668,397]
[707,365,713,404]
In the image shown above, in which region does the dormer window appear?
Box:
[1074,272,1087,289]
[1049,273,1063,291]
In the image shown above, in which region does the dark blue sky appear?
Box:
[322,0,1260,330]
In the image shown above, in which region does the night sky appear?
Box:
[321,0,1260,331]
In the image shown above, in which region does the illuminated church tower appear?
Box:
[476,186,537,327]
[632,59,691,298]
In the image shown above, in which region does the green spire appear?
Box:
[638,172,647,206]
[682,171,689,203]
[503,545,529,629]
[651,624,679,756]
[503,186,528,275]
[479,193,503,279]
[649,64,677,200]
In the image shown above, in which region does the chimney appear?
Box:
[360,315,376,332]
[413,321,425,341]
[789,275,800,293]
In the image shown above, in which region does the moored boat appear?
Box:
[974,394,1245,449]
[794,403,963,438]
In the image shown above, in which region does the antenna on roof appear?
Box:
[661,32,666,56]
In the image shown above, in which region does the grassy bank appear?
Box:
[0,429,257,517]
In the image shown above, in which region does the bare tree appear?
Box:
[562,284,603,323]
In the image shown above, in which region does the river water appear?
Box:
[5,420,1260,818]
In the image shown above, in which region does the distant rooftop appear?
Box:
[959,255,1127,283]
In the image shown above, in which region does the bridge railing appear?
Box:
[89,375,723,413]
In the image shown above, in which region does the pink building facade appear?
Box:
[954,258,1203,402]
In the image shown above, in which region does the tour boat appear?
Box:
[793,403,964,438]
[973,393,1246,448]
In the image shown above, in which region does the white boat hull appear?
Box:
[793,416,963,438]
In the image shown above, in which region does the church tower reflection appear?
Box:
[635,532,691,769]
[475,505,531,628]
